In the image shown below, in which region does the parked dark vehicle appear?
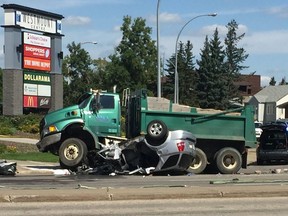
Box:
[276,119,288,126]
[256,123,288,165]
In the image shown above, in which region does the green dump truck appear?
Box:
[36,88,257,174]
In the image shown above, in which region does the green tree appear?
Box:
[279,77,287,85]
[164,41,196,106]
[105,16,157,95]
[163,53,176,102]
[269,76,276,86]
[195,37,209,108]
[224,19,249,100]
[62,42,96,107]
[196,29,228,109]
[178,41,197,106]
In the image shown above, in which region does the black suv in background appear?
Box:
[256,123,288,165]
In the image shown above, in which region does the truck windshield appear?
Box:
[77,93,92,108]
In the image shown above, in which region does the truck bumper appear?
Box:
[36,133,61,152]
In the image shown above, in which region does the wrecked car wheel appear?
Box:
[215,147,242,174]
[188,148,207,174]
[146,120,168,145]
[59,138,88,169]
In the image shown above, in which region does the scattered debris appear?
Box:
[254,170,262,175]
[271,168,282,174]
[210,178,288,185]
[0,160,17,176]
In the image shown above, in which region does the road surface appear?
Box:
[1,197,288,216]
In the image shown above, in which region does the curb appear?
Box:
[1,184,288,202]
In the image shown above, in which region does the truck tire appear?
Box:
[146,120,168,145]
[188,148,207,174]
[215,147,242,174]
[59,138,88,169]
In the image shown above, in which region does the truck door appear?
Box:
[87,94,121,137]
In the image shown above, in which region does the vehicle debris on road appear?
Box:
[0,160,17,176]
[74,130,196,176]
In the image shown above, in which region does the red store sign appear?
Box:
[24,44,51,60]
[23,56,51,71]
[23,95,38,108]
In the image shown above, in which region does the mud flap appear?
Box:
[241,149,248,168]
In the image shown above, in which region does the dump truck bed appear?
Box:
[126,89,256,148]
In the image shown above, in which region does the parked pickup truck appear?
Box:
[36,88,256,174]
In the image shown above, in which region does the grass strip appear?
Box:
[0,152,58,163]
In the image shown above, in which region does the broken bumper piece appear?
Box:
[0,160,17,176]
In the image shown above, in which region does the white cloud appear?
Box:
[200,24,248,37]
[200,24,226,37]
[242,30,288,54]
[113,25,121,32]
[63,16,91,25]
[261,76,271,87]
[267,6,288,18]
[148,12,181,24]
[160,12,181,23]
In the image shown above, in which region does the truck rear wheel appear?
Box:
[146,120,168,145]
[59,138,88,169]
[189,148,207,174]
[215,147,242,174]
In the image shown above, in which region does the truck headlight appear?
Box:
[43,125,58,136]
[48,125,58,132]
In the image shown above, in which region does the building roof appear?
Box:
[253,85,288,103]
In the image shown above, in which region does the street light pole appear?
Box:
[157,0,161,98]
[174,13,217,104]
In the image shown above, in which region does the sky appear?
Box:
[1,0,288,87]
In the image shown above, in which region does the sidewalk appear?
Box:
[0,137,38,145]
[1,179,288,202]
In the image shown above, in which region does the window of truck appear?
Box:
[89,95,115,110]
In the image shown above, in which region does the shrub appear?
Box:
[0,126,16,135]
[0,144,7,154]
[0,113,43,135]
[6,145,17,153]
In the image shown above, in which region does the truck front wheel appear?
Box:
[189,148,207,174]
[59,138,88,169]
[215,147,242,174]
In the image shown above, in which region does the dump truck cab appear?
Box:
[37,89,121,168]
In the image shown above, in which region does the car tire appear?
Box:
[215,147,242,174]
[188,148,207,174]
[59,138,88,169]
[146,120,168,146]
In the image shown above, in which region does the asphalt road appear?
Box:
[2,138,288,202]
[1,197,288,216]
[1,167,288,202]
